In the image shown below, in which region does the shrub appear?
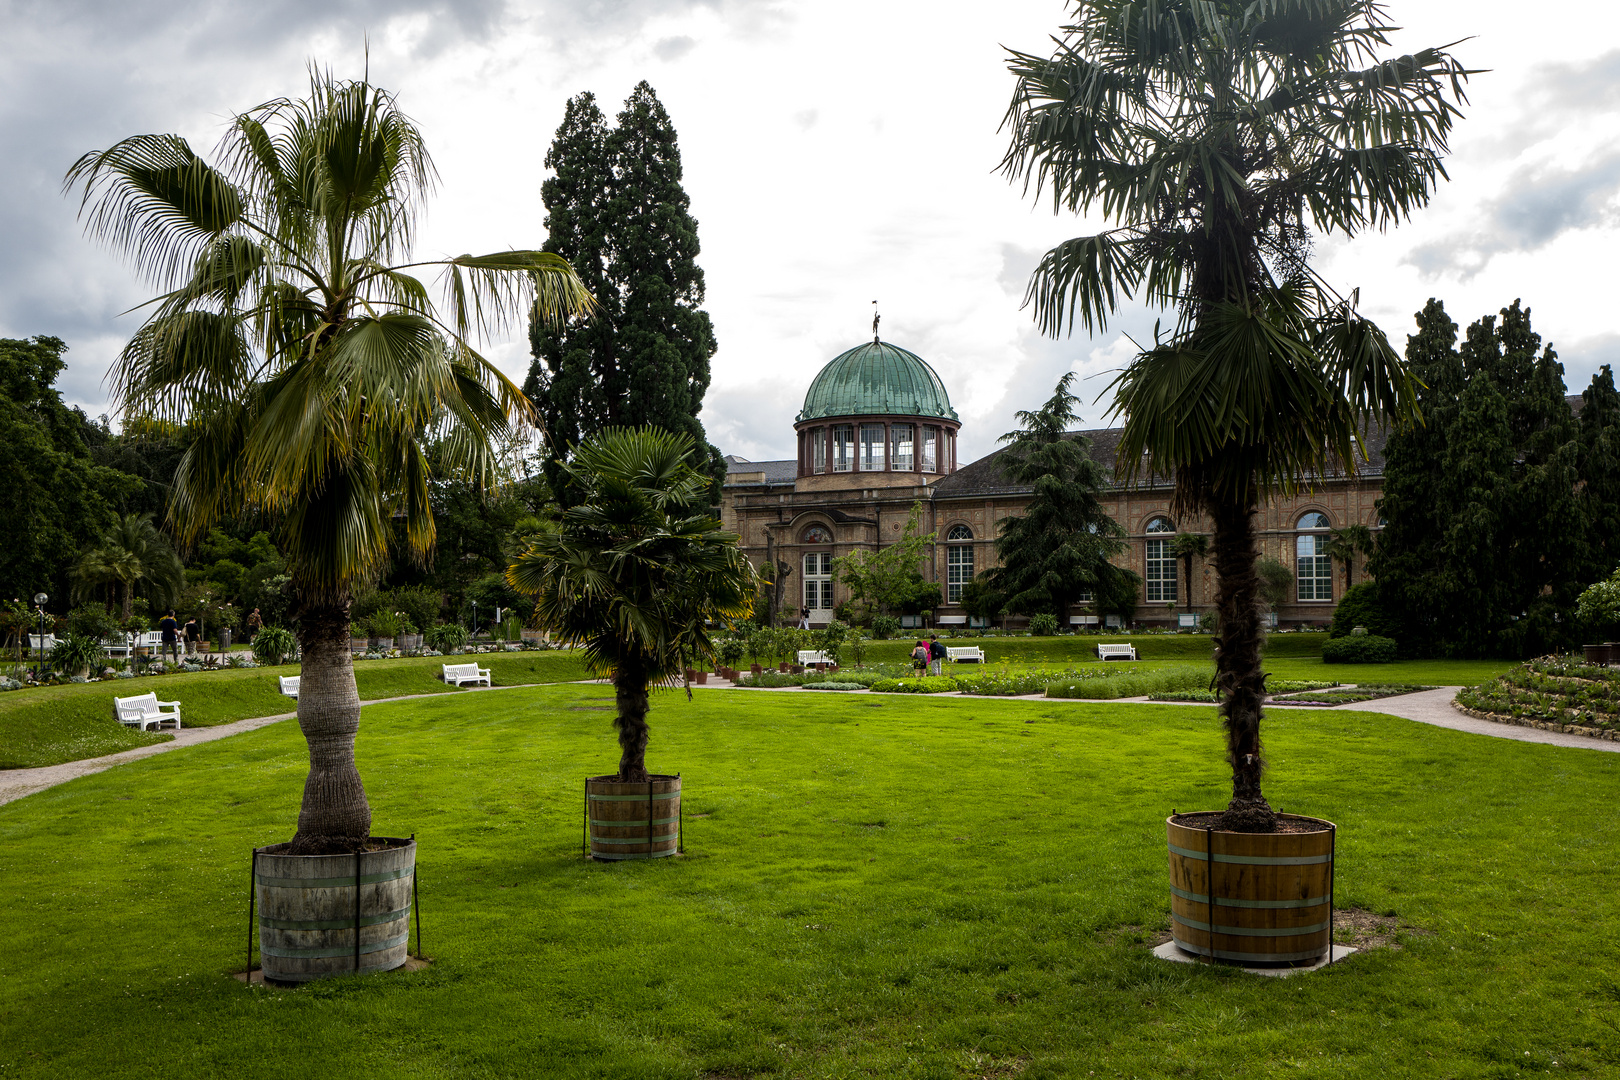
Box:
[1321,634,1398,663]
[871,615,901,641]
[1028,613,1059,637]
[51,633,106,677]
[1045,665,1213,699]
[802,681,862,691]
[425,623,469,653]
[717,636,746,668]
[869,676,957,694]
[1328,582,1402,641]
[251,625,297,667]
[66,604,123,643]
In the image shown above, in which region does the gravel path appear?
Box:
[4,678,1611,809]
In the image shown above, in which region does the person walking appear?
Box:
[910,639,929,675]
[247,607,263,639]
[799,606,811,630]
[182,615,201,657]
[158,609,180,666]
[928,635,945,676]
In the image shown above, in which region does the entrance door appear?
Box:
[803,552,834,624]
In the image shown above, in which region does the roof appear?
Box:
[724,457,796,486]
[796,339,959,423]
[930,425,1391,500]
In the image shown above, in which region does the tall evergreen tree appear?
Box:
[983,373,1132,621]
[526,82,722,501]
[1576,365,1620,581]
[1373,300,1590,656]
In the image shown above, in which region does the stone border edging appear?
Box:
[1450,701,1620,742]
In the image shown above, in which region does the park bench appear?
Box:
[27,634,58,653]
[442,662,491,688]
[946,646,985,663]
[797,650,834,669]
[1097,643,1138,661]
[279,675,300,699]
[113,692,182,731]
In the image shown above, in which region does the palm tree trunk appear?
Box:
[613,661,652,782]
[1210,497,1275,832]
[287,598,372,854]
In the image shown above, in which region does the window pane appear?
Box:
[812,429,826,473]
[860,425,886,471]
[1144,537,1177,602]
[1146,516,1176,534]
[820,581,834,609]
[947,544,974,604]
[920,427,938,472]
[892,424,913,470]
[832,426,853,472]
[947,524,973,541]
[1296,534,1333,600]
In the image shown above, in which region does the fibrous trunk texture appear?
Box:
[287,599,372,855]
[613,663,651,782]
[1210,497,1276,832]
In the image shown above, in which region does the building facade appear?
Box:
[720,338,1384,628]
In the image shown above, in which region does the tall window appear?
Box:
[920,426,939,472]
[811,428,826,474]
[831,425,854,472]
[946,524,974,604]
[891,424,914,470]
[1144,516,1177,603]
[859,425,886,471]
[803,552,834,611]
[1296,512,1333,601]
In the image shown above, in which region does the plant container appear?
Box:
[254,836,415,984]
[750,664,763,674]
[585,775,681,860]
[1166,813,1335,967]
[1585,644,1612,666]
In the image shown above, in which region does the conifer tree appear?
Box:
[1576,365,1620,582]
[526,83,722,501]
[983,373,1132,621]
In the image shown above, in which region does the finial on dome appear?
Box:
[871,300,880,343]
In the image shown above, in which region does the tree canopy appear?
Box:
[525,83,723,502]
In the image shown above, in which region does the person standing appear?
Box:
[183,615,201,657]
[799,606,810,630]
[158,609,180,666]
[911,639,929,675]
[928,635,945,676]
[247,607,263,640]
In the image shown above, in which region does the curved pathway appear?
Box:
[3,679,1613,809]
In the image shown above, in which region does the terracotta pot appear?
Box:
[750,664,763,674]
[695,671,708,685]
[779,662,791,673]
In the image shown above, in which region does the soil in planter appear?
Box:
[1170,811,1331,834]
[263,835,410,857]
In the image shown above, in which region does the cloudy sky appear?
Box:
[4,0,1619,465]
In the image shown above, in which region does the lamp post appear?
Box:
[32,592,47,682]
[470,600,477,643]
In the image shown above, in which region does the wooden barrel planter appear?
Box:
[1585,644,1612,666]
[1166,813,1335,967]
[254,837,415,983]
[585,775,681,861]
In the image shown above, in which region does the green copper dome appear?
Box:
[795,340,959,423]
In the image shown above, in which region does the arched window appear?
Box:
[1295,512,1333,601]
[1144,516,1176,602]
[801,524,833,545]
[946,525,974,603]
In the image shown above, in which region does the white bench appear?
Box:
[1070,615,1099,626]
[28,634,58,652]
[114,692,182,730]
[946,646,985,663]
[936,615,968,626]
[442,662,490,687]
[279,675,300,698]
[797,650,833,669]
[1097,643,1138,661]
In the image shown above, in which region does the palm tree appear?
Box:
[506,428,755,782]
[1168,533,1210,614]
[68,71,591,854]
[1326,524,1375,592]
[1003,1,1469,830]
[69,513,185,619]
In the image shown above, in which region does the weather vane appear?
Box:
[871,300,880,343]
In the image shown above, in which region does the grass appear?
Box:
[0,651,592,769]
[2,686,1618,1078]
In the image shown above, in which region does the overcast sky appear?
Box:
[4,0,1619,465]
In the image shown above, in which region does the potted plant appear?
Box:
[69,70,589,981]
[508,428,755,861]
[1577,569,1620,665]
[1004,0,1467,963]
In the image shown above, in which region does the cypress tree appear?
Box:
[1576,365,1620,582]
[526,83,722,501]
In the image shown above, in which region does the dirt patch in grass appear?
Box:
[1332,906,1433,951]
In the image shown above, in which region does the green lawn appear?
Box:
[0,651,592,769]
[1,686,1615,1078]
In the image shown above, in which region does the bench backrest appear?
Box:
[1097,644,1134,656]
[946,646,984,658]
[443,663,482,677]
[115,692,159,713]
[797,650,831,663]
[279,676,300,696]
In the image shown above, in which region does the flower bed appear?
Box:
[1456,655,1620,733]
